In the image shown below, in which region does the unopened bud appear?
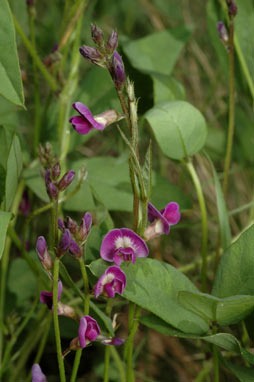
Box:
[69,239,82,258]
[66,217,78,234]
[91,24,104,47]
[79,46,105,67]
[36,236,53,270]
[46,180,59,199]
[58,218,65,232]
[58,170,75,191]
[52,162,61,180]
[57,229,71,256]
[106,30,118,55]
[217,21,229,46]
[111,51,126,90]
[78,212,92,242]
[228,0,237,16]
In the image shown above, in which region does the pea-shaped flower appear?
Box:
[79,315,100,348]
[69,102,119,135]
[31,364,47,382]
[40,280,63,311]
[144,202,180,240]
[94,266,126,298]
[100,228,149,266]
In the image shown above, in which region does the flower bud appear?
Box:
[217,22,229,50]
[91,24,104,47]
[51,162,61,180]
[79,46,105,67]
[46,181,59,199]
[106,30,118,55]
[66,216,78,234]
[31,364,47,382]
[57,229,71,256]
[78,212,92,242]
[111,51,126,90]
[36,236,53,270]
[69,239,82,258]
[58,170,75,191]
[58,218,65,232]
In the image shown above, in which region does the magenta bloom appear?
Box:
[40,280,63,311]
[99,336,125,346]
[100,228,149,266]
[94,266,126,298]
[78,315,100,348]
[145,202,181,240]
[69,102,118,135]
[31,364,47,382]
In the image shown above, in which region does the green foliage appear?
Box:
[0,211,12,260]
[0,0,24,106]
[90,258,209,335]
[152,73,185,104]
[213,225,254,298]
[145,101,207,160]
[123,27,192,75]
[178,291,254,326]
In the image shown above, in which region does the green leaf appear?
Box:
[223,360,254,381]
[23,167,49,203]
[145,101,207,160]
[0,0,24,106]
[141,314,254,364]
[0,211,12,260]
[178,291,254,326]
[152,73,185,104]
[212,225,254,298]
[206,154,231,250]
[4,134,23,211]
[65,157,133,212]
[123,27,192,75]
[90,258,209,335]
[7,258,37,306]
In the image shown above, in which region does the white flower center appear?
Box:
[102,273,114,286]
[155,219,163,234]
[115,236,134,249]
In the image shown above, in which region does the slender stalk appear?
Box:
[125,306,141,382]
[111,347,126,382]
[186,159,208,292]
[28,7,41,155]
[222,18,235,196]
[212,327,220,382]
[104,345,111,382]
[12,14,58,92]
[0,180,25,369]
[53,258,66,382]
[70,253,90,382]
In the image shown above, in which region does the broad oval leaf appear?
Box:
[145,101,207,160]
[178,291,254,326]
[212,225,254,298]
[90,258,209,335]
[0,0,24,106]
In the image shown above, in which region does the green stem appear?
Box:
[12,14,59,92]
[104,346,111,382]
[111,347,126,382]
[51,199,59,249]
[0,180,25,368]
[222,19,235,196]
[70,254,90,382]
[53,258,66,382]
[186,159,208,292]
[28,8,41,156]
[126,306,141,382]
[212,327,220,382]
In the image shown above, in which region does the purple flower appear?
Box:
[36,236,52,270]
[31,364,47,382]
[144,202,180,240]
[111,51,125,90]
[78,315,100,348]
[69,238,82,258]
[100,228,149,266]
[91,24,104,46]
[40,280,63,311]
[51,162,61,180]
[58,170,75,191]
[94,266,126,298]
[69,102,119,135]
[19,190,30,216]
